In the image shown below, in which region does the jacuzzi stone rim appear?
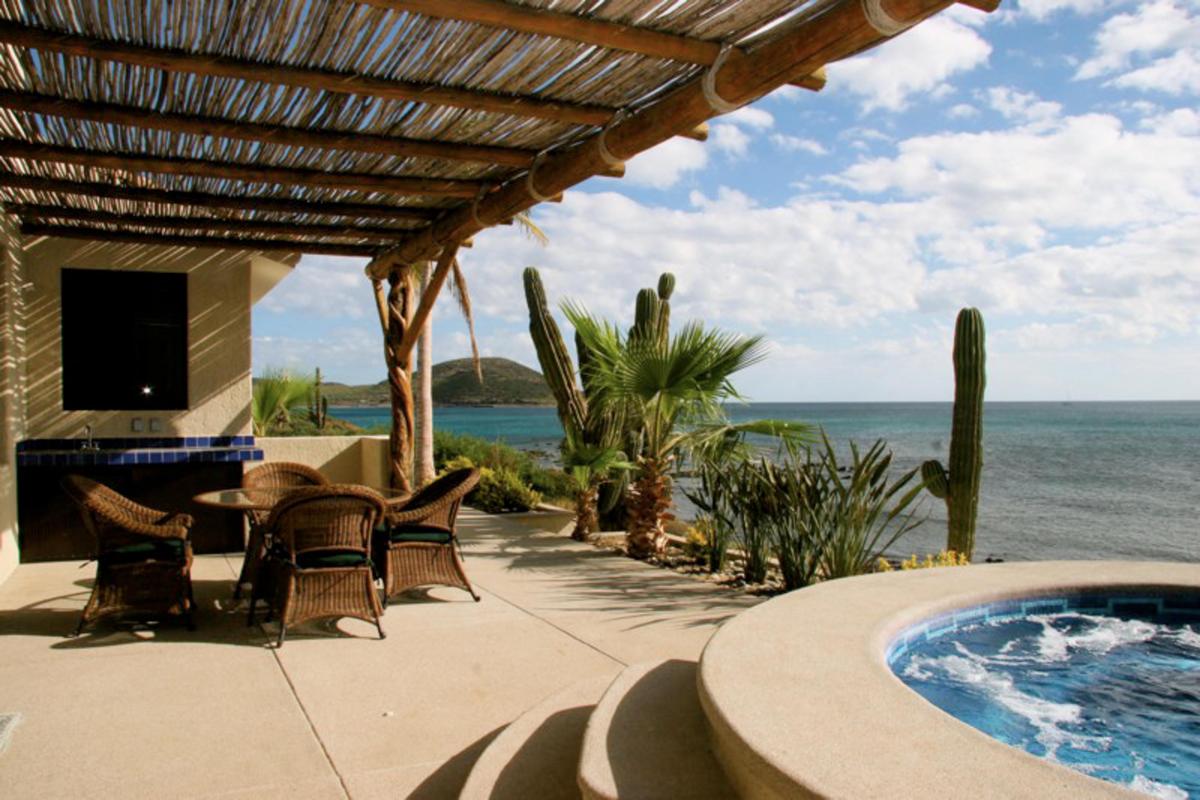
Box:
[697,561,1200,800]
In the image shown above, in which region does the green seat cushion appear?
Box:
[388,524,452,545]
[102,538,187,565]
[295,551,371,569]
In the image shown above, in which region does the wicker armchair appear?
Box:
[236,462,328,601]
[62,474,195,636]
[255,484,387,646]
[375,467,481,604]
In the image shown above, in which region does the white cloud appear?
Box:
[724,107,775,129]
[1113,49,1200,95]
[1076,0,1200,95]
[711,122,752,157]
[623,137,709,189]
[258,255,370,319]
[947,103,979,119]
[1017,0,1111,20]
[829,16,992,112]
[770,134,828,155]
[833,112,1200,239]
[983,87,1063,127]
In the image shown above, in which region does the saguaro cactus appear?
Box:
[524,267,588,438]
[922,308,986,559]
[656,273,674,345]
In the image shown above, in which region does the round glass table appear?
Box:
[194,485,411,511]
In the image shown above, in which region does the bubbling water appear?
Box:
[892,603,1200,799]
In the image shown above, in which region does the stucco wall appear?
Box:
[255,435,391,485]
[20,238,272,439]
[0,216,24,584]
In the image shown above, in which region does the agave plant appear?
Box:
[809,435,927,581]
[251,368,313,436]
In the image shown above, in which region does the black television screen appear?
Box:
[61,268,189,410]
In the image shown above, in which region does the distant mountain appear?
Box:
[319,357,554,406]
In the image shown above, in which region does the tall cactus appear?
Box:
[309,367,328,430]
[922,308,986,559]
[524,267,588,439]
[630,288,661,344]
[656,273,674,346]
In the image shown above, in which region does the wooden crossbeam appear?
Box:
[0,174,439,221]
[0,90,536,168]
[7,204,413,241]
[0,20,614,126]
[20,222,381,257]
[372,1,827,92]
[0,139,483,197]
[368,0,983,277]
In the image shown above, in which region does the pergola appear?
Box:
[0,0,997,491]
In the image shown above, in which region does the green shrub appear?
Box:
[435,431,566,508]
[470,467,542,513]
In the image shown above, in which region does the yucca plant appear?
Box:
[251,369,314,436]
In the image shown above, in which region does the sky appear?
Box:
[253,0,1200,402]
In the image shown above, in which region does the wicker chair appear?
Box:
[375,467,482,604]
[237,462,328,601]
[62,474,195,636]
[255,484,387,646]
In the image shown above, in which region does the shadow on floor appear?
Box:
[406,725,506,799]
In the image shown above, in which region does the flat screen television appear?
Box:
[61,268,189,410]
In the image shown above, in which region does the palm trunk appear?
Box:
[414,268,435,486]
[626,456,672,558]
[573,485,598,541]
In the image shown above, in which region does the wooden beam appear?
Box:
[7,204,413,241]
[19,222,382,257]
[0,174,439,221]
[368,0,976,278]
[0,20,614,126]
[0,90,536,168]
[372,1,827,91]
[790,66,828,91]
[0,139,483,197]
[371,0,720,64]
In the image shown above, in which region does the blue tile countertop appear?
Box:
[16,436,263,467]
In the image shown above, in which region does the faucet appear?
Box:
[80,424,99,452]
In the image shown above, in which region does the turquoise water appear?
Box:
[330,402,1200,562]
[892,595,1200,798]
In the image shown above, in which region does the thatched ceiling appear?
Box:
[0,0,989,265]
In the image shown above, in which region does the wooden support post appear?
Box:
[370,243,462,491]
[375,267,418,492]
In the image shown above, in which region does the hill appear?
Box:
[319,357,553,406]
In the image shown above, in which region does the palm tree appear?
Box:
[251,369,313,436]
[562,432,632,540]
[412,213,547,484]
[565,308,810,558]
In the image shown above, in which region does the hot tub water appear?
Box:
[890,596,1200,799]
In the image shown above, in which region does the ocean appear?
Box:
[330,402,1200,563]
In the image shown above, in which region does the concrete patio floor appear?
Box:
[0,508,759,799]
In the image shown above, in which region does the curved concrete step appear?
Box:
[460,674,614,800]
[578,659,737,800]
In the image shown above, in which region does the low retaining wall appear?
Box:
[255,435,390,486]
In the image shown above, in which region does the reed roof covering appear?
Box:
[0,0,991,267]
